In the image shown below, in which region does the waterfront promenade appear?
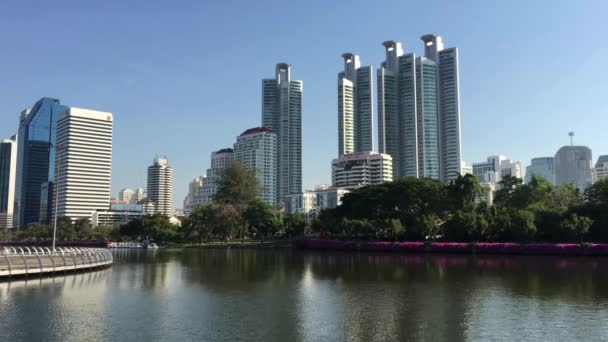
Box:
[0,247,112,278]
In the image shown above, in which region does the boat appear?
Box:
[145,243,159,249]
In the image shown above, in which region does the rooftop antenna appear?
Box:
[568,132,574,146]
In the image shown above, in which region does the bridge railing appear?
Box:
[0,247,113,277]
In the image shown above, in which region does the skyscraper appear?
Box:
[262,63,303,204]
[14,98,68,228]
[183,177,204,213]
[525,157,556,184]
[147,156,174,217]
[119,188,135,203]
[0,136,17,230]
[53,107,113,221]
[193,148,233,206]
[338,53,374,155]
[233,127,277,205]
[377,35,462,181]
[332,151,393,189]
[555,146,593,191]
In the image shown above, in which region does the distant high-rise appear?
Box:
[338,53,374,155]
[193,148,233,206]
[119,188,135,203]
[555,146,593,191]
[0,136,17,230]
[262,63,303,204]
[525,157,556,184]
[133,188,146,203]
[594,155,608,182]
[147,156,174,217]
[14,98,68,228]
[332,151,393,189]
[377,35,462,181]
[183,177,204,213]
[53,108,113,221]
[233,127,277,205]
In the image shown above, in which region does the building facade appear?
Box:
[332,151,393,189]
[525,157,556,184]
[183,177,204,213]
[118,188,135,203]
[555,146,593,191]
[0,136,17,230]
[338,53,374,156]
[233,127,277,205]
[14,98,68,228]
[284,187,350,219]
[262,63,303,204]
[377,35,462,182]
[53,107,113,221]
[92,210,143,228]
[193,148,234,206]
[147,156,174,217]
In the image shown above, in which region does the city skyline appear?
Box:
[1,1,607,207]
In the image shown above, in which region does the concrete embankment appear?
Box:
[0,247,113,278]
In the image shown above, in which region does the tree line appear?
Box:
[6,161,608,244]
[314,174,608,242]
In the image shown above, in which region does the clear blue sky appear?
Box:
[1,0,607,207]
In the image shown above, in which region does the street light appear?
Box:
[52,144,63,253]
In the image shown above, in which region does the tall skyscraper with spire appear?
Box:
[338,53,374,156]
[262,63,303,205]
[377,34,462,182]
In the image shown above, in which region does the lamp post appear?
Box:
[52,144,63,253]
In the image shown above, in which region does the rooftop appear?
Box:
[240,127,273,136]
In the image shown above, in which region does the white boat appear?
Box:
[146,243,159,249]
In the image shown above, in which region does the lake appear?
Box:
[1,249,607,341]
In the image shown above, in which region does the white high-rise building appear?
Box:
[472,155,522,204]
[555,146,593,191]
[183,177,204,213]
[594,155,608,182]
[233,127,277,205]
[0,136,17,230]
[53,108,113,221]
[193,148,234,206]
[377,35,462,181]
[147,156,174,217]
[118,188,135,203]
[332,151,393,189]
[133,188,146,203]
[262,63,303,205]
[338,53,374,156]
[284,187,350,219]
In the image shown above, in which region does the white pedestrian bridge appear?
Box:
[0,247,113,278]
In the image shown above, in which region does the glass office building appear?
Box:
[14,98,68,228]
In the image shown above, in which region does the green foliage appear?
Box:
[283,213,307,238]
[444,208,489,241]
[448,174,482,210]
[120,214,180,242]
[56,217,76,240]
[214,160,259,212]
[487,207,536,242]
[244,199,281,240]
[74,218,93,239]
[560,214,593,242]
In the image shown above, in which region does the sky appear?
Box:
[1,0,607,208]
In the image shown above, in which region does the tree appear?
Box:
[560,213,593,242]
[182,204,218,243]
[244,199,281,241]
[56,217,76,240]
[584,178,608,206]
[214,160,259,212]
[448,174,482,210]
[283,213,307,239]
[494,176,524,207]
[74,218,93,239]
[487,208,536,242]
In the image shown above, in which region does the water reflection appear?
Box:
[0,249,607,341]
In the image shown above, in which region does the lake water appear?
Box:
[1,249,608,341]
